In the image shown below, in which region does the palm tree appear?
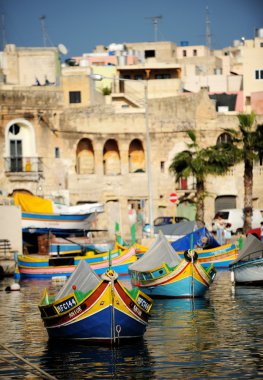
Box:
[169,130,238,223]
[223,112,263,231]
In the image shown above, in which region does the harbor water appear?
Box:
[0,271,262,379]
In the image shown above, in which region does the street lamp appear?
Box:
[89,73,154,237]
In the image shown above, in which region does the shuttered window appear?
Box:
[215,195,236,212]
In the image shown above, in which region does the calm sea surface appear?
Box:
[0,271,262,379]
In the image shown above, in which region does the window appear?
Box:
[255,70,263,80]
[160,161,165,173]
[9,124,20,135]
[193,49,197,56]
[217,133,232,144]
[69,91,81,103]
[10,140,22,172]
[155,74,171,79]
[245,96,251,106]
[55,147,60,158]
[183,50,187,57]
[179,177,188,190]
[5,120,38,174]
[145,50,155,58]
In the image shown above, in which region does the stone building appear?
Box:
[0,32,263,239]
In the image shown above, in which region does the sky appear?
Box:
[1,0,263,58]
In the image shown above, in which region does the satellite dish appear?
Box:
[58,43,68,55]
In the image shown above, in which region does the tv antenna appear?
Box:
[39,15,52,47]
[205,6,212,50]
[145,15,162,41]
[0,13,7,50]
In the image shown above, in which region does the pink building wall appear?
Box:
[251,92,263,114]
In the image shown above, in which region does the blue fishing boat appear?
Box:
[171,227,239,268]
[39,260,153,343]
[129,231,216,298]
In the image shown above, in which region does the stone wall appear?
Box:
[0,88,262,238]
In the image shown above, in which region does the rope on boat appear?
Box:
[190,251,195,299]
[110,274,116,344]
[101,269,119,344]
[0,343,57,380]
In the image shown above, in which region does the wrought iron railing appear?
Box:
[4,157,43,173]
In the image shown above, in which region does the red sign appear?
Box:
[169,193,178,203]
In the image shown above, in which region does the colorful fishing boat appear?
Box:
[135,226,238,268]
[13,192,104,232]
[14,245,137,279]
[229,234,263,285]
[129,231,216,298]
[171,226,239,268]
[49,236,115,255]
[39,260,153,343]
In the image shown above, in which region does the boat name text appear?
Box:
[69,306,82,319]
[137,295,150,311]
[56,296,77,313]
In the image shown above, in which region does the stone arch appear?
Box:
[4,118,37,172]
[128,138,145,173]
[103,139,121,175]
[217,132,232,144]
[76,138,95,174]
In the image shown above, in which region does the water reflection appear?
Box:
[42,339,155,379]
[0,272,263,379]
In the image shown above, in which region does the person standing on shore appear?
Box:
[224,223,232,244]
[261,221,263,242]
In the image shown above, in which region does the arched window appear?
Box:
[217,133,232,145]
[128,139,145,173]
[5,119,37,172]
[76,138,95,174]
[103,139,121,175]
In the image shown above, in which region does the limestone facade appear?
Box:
[0,34,263,238]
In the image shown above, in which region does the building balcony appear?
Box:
[4,157,43,182]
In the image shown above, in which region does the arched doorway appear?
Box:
[76,138,95,174]
[128,139,145,173]
[103,139,121,175]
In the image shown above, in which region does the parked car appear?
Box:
[143,216,190,236]
[153,216,189,226]
[212,208,263,234]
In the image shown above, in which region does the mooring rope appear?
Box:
[0,343,57,380]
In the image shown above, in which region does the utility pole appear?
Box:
[145,15,162,41]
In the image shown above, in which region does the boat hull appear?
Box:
[179,243,239,268]
[49,239,114,255]
[15,247,137,279]
[130,260,216,298]
[39,277,152,342]
[22,212,95,231]
[230,258,263,285]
